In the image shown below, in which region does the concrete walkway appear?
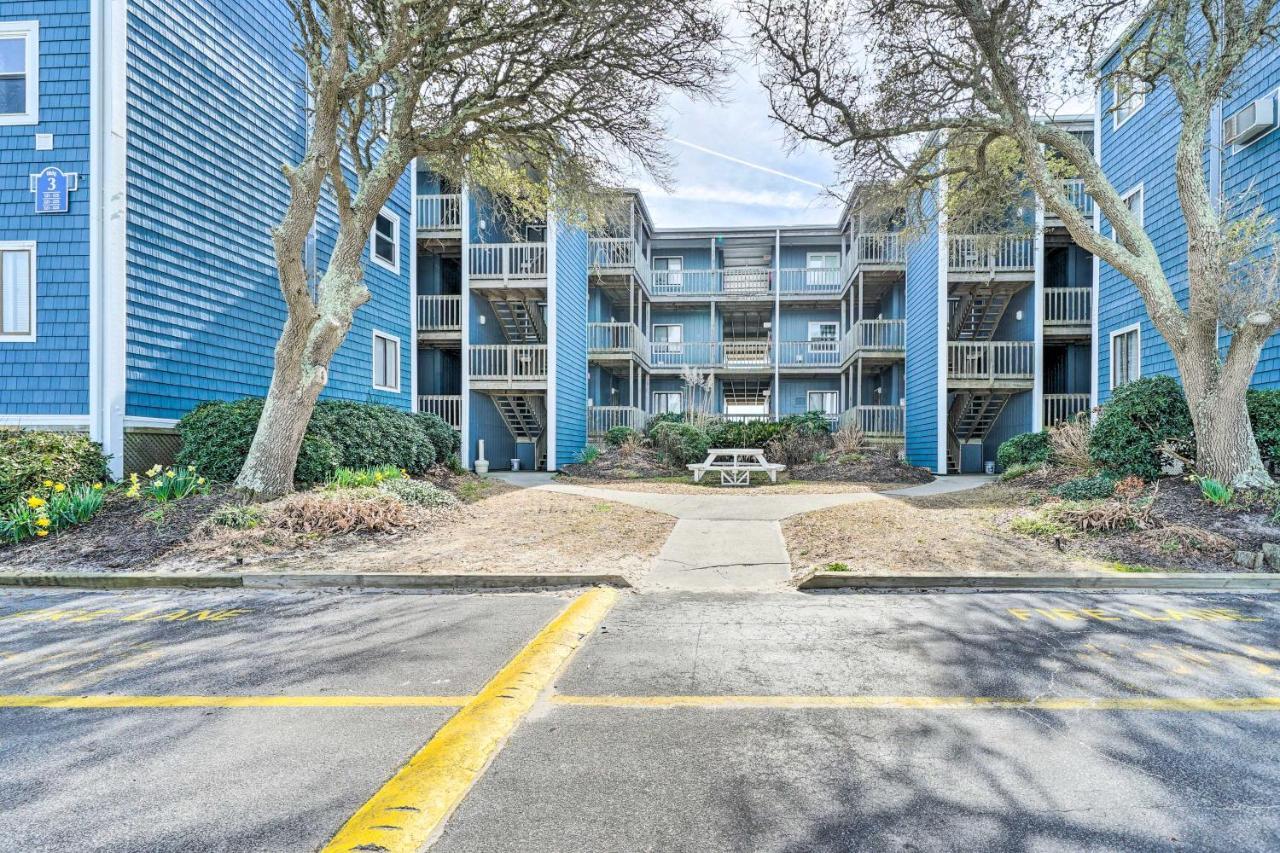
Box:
[534,476,993,592]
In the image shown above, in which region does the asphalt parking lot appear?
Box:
[2,586,1279,851]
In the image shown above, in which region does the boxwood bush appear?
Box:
[996,431,1051,471]
[604,426,639,447]
[649,421,711,467]
[1089,375,1193,479]
[0,429,111,507]
[1051,473,1117,501]
[1247,389,1280,465]
[176,398,458,485]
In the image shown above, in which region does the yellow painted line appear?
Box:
[323,587,618,853]
[552,694,1280,712]
[0,694,470,709]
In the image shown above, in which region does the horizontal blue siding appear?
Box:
[904,187,940,471]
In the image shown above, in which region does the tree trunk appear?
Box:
[1180,355,1272,489]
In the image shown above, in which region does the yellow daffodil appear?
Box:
[153,480,163,488]
[166,470,176,479]
[54,483,66,492]
[36,529,49,538]
[35,518,50,528]
[187,465,196,472]
[146,465,161,477]
[43,479,53,488]
[26,496,45,509]
[93,483,103,490]
[197,477,206,485]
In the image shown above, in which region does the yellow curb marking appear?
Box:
[552,695,1280,712]
[0,695,469,709]
[322,587,618,853]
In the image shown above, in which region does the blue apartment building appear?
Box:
[1,2,1275,478]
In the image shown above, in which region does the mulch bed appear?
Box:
[788,447,934,485]
[559,445,675,480]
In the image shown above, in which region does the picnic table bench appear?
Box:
[687,448,786,486]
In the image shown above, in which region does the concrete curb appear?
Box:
[798,572,1280,591]
[0,572,632,592]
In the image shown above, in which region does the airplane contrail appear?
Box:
[669,138,830,191]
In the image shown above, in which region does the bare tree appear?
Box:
[744,0,1280,487]
[233,0,728,498]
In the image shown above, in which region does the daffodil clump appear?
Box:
[326,465,407,490]
[0,480,106,544]
[133,465,209,504]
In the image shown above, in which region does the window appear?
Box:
[653,256,684,290]
[1110,324,1140,389]
[805,252,840,288]
[808,321,838,341]
[651,324,683,365]
[653,392,682,415]
[370,209,400,272]
[0,21,38,125]
[372,331,400,391]
[0,242,35,340]
[1120,184,1144,227]
[1112,75,1145,128]
[807,390,838,416]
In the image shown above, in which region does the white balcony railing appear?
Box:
[844,404,905,436]
[722,339,772,367]
[947,341,1035,381]
[851,319,905,352]
[470,243,548,281]
[652,268,722,295]
[777,340,842,367]
[1044,287,1092,326]
[587,406,647,435]
[1059,179,1094,218]
[415,194,462,232]
[417,395,462,429]
[856,232,905,266]
[1044,393,1091,425]
[588,236,649,282]
[649,341,773,369]
[417,295,461,332]
[948,235,1035,272]
[777,267,843,294]
[722,267,773,296]
[469,344,548,382]
[588,322,647,356]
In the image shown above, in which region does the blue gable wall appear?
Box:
[904,187,941,471]
[553,218,587,467]
[124,0,412,422]
[0,3,90,416]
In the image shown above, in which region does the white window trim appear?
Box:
[806,389,838,415]
[806,252,839,267]
[370,208,401,273]
[651,323,683,343]
[371,330,401,392]
[1112,76,1145,130]
[1109,322,1141,390]
[652,391,682,414]
[807,321,838,341]
[0,21,39,127]
[653,255,684,269]
[0,240,37,342]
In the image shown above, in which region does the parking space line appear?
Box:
[552,695,1280,712]
[322,587,618,853]
[0,695,470,709]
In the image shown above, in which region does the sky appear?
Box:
[625,12,846,231]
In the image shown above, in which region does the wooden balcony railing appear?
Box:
[588,322,647,356]
[470,243,548,281]
[1044,393,1091,425]
[948,235,1034,272]
[417,395,462,429]
[851,319,905,352]
[417,295,461,331]
[947,341,1035,381]
[856,232,905,266]
[776,340,842,367]
[777,267,843,294]
[469,344,548,382]
[415,194,462,231]
[1044,287,1092,326]
[842,404,905,436]
[587,406,647,435]
[1059,179,1094,218]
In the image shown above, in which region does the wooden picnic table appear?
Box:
[687,448,786,486]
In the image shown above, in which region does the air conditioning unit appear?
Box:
[1224,95,1276,147]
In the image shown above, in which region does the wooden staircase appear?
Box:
[489,299,546,344]
[492,394,545,441]
[949,286,1013,341]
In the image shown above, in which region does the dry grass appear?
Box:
[1048,415,1092,470]
[831,423,866,455]
[555,476,893,495]
[267,489,414,534]
[782,483,1114,576]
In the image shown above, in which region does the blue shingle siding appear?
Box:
[1097,11,1279,400]
[778,376,838,415]
[553,219,587,467]
[124,0,412,422]
[0,3,90,415]
[984,391,1032,468]
[904,187,941,471]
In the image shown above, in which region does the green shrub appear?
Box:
[177,398,445,485]
[706,419,784,449]
[1089,376,1193,479]
[779,411,832,435]
[603,426,639,447]
[646,412,685,431]
[0,429,110,507]
[1247,389,1280,464]
[649,422,711,468]
[577,444,601,465]
[327,465,405,489]
[378,478,460,509]
[1052,473,1117,501]
[996,431,1051,470]
[209,503,266,530]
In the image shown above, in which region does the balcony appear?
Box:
[417,395,462,429]
[588,322,647,359]
[846,319,905,357]
[1044,287,1091,333]
[777,339,842,367]
[1044,393,1091,425]
[417,295,461,334]
[1057,179,1094,219]
[777,267,843,295]
[844,404,905,437]
[416,194,462,234]
[948,235,1034,274]
[469,344,548,386]
[469,243,548,284]
[947,341,1035,387]
[588,238,650,287]
[649,341,771,370]
[587,405,647,436]
[854,232,905,267]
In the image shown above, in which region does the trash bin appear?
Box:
[510,459,521,472]
[984,461,995,475]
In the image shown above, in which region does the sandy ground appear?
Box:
[554,475,899,496]
[162,487,674,578]
[783,483,1114,576]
